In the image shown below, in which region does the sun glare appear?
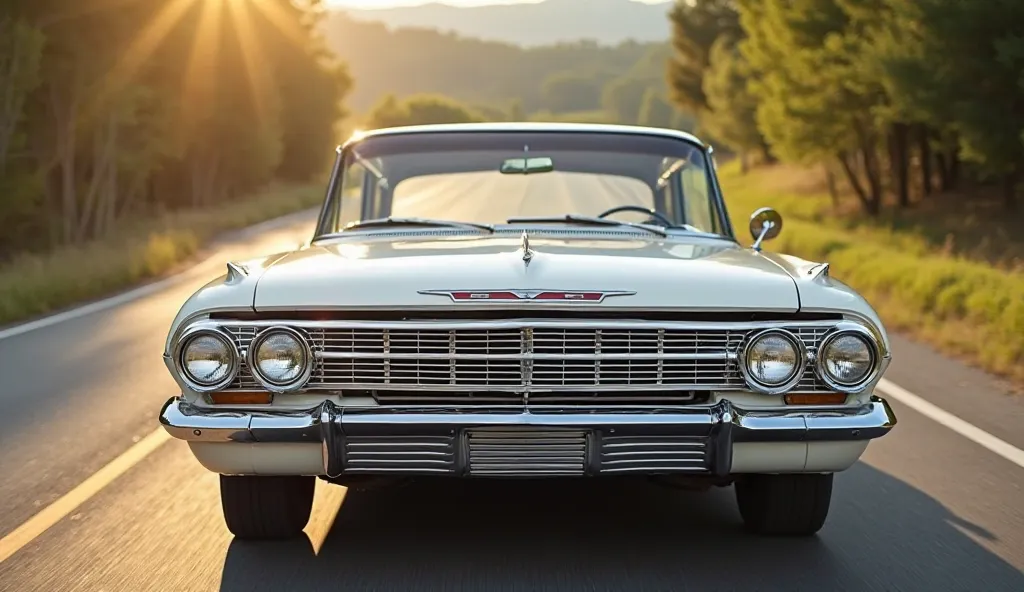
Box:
[94,0,308,125]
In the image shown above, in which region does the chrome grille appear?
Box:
[530,327,741,388]
[344,435,456,474]
[467,428,587,476]
[599,436,708,473]
[793,326,831,391]
[223,320,842,397]
[317,328,524,387]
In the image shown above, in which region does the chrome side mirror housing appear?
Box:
[749,207,783,251]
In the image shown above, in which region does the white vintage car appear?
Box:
[159,123,896,540]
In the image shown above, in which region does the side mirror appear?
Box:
[749,207,783,251]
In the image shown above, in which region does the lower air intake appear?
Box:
[599,435,709,473]
[467,428,587,476]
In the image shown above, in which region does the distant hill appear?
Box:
[322,14,667,112]
[330,0,673,47]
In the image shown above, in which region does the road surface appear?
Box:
[0,209,1022,591]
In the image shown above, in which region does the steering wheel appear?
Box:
[596,205,673,227]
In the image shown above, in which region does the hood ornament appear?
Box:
[521,230,533,265]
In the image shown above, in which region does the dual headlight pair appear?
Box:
[173,326,313,393]
[739,324,879,395]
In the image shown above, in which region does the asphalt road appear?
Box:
[1,211,1023,591]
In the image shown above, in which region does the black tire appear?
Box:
[735,473,833,536]
[220,475,315,540]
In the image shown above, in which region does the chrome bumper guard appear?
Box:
[159,397,897,477]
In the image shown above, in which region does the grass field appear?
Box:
[719,161,1024,385]
[0,183,322,328]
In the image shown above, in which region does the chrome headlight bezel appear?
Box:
[246,326,314,393]
[815,322,880,393]
[172,325,240,393]
[738,328,807,395]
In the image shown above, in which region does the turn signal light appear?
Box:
[784,393,848,406]
[210,392,272,405]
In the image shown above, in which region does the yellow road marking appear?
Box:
[0,428,171,564]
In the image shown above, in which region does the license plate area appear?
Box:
[466,427,588,476]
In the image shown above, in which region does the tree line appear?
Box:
[0,0,351,258]
[669,0,1024,213]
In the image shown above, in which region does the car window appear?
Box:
[332,161,373,230]
[682,164,716,233]
[390,170,654,223]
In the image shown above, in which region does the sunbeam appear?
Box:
[226,0,277,125]
[180,0,225,132]
[248,0,316,50]
[93,0,199,113]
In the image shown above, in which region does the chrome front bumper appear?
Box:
[160,397,897,477]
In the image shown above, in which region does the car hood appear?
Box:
[251,235,801,312]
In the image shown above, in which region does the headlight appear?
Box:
[247,327,313,392]
[817,326,878,391]
[740,329,806,394]
[174,327,239,392]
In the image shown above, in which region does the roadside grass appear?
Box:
[0,183,322,328]
[719,161,1024,385]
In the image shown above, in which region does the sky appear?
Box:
[325,0,667,9]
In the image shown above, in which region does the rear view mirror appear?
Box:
[500,156,554,175]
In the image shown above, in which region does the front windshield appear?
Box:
[317,131,727,236]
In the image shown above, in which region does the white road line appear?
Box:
[876,378,1024,469]
[0,428,171,564]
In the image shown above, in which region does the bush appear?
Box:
[0,184,321,327]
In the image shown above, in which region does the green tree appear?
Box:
[738,0,889,215]
[0,17,44,172]
[508,99,525,121]
[269,2,353,181]
[365,94,483,129]
[0,0,352,256]
[700,35,767,163]
[667,0,741,112]
[670,109,698,133]
[879,0,1024,209]
[601,76,653,124]
[637,88,673,128]
[541,72,602,112]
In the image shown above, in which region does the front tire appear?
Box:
[735,473,833,536]
[220,475,315,540]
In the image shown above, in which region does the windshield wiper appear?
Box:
[342,217,495,233]
[506,214,668,237]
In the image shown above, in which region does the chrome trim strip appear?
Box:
[314,351,733,361]
[184,318,845,332]
[302,383,741,393]
[159,396,897,445]
[247,304,803,314]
